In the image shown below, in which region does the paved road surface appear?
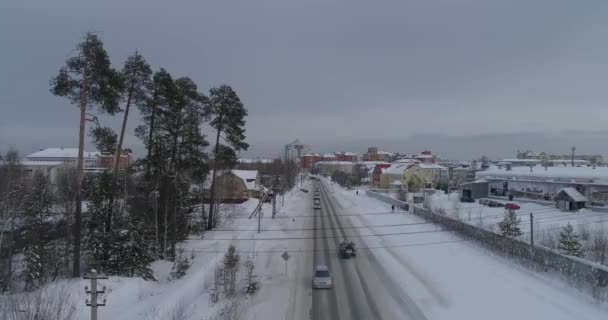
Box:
[311,182,427,320]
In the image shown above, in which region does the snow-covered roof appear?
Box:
[230,170,259,190]
[376,151,393,155]
[418,163,446,170]
[343,152,357,156]
[414,154,434,159]
[205,170,259,190]
[382,163,414,175]
[315,161,356,165]
[498,159,542,163]
[393,159,419,164]
[477,166,608,184]
[26,148,100,159]
[237,158,273,164]
[19,160,64,167]
[322,153,336,158]
[553,188,588,202]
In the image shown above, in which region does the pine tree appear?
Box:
[223,245,240,297]
[114,51,152,175]
[558,223,585,257]
[89,126,118,154]
[205,85,249,230]
[498,208,523,237]
[170,248,191,280]
[50,32,122,277]
[22,172,53,290]
[84,171,120,272]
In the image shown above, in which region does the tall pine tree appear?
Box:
[22,172,53,290]
[558,223,584,257]
[50,32,122,277]
[205,85,249,230]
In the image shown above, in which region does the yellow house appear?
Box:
[379,162,416,189]
[403,163,447,190]
[204,170,262,201]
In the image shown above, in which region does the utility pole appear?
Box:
[529,212,534,247]
[84,269,108,320]
[571,144,576,167]
[258,209,262,233]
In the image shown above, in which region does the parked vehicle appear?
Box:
[460,197,475,203]
[505,203,520,210]
[487,200,504,208]
[479,199,489,205]
[312,265,333,289]
[338,241,357,258]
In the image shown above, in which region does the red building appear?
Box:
[372,163,392,187]
[98,152,134,170]
[334,151,358,162]
[301,153,323,169]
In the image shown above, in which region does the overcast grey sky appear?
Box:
[2,0,608,160]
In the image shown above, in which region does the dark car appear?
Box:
[505,203,520,210]
[487,200,504,208]
[460,197,475,203]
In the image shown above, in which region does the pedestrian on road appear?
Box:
[356,190,359,196]
[391,204,395,212]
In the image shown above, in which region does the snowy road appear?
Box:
[307,180,607,320]
[312,182,426,319]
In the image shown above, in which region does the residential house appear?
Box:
[403,163,447,190]
[379,162,416,189]
[204,170,262,202]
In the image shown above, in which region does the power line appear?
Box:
[188,238,472,254]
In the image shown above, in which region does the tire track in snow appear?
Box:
[323,183,428,320]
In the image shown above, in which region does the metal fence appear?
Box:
[366,190,608,302]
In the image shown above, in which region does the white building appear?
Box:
[477,166,608,205]
[26,148,101,168]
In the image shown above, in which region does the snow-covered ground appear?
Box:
[322,179,608,319]
[421,191,608,262]
[15,181,315,320]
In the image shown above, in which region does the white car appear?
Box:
[312,265,333,289]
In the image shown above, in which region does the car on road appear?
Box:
[487,200,504,208]
[479,198,489,205]
[312,265,333,289]
[460,197,475,203]
[338,240,356,258]
[505,203,520,210]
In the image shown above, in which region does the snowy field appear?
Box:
[420,191,608,265]
[321,179,608,319]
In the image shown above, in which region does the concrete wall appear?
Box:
[366,190,608,302]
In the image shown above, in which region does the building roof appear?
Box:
[237,158,273,164]
[393,159,419,164]
[322,154,336,158]
[414,154,434,159]
[343,152,357,156]
[19,160,64,167]
[477,166,608,184]
[553,188,588,202]
[26,148,100,159]
[206,170,259,190]
[417,163,446,169]
[497,159,542,163]
[231,170,259,190]
[382,163,414,176]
